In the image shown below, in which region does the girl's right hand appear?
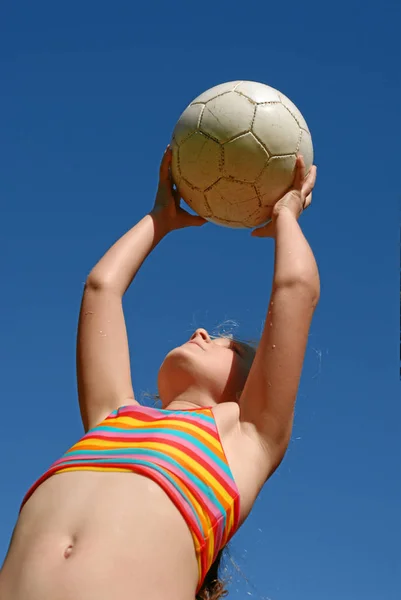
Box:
[150,146,208,234]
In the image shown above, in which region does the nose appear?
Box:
[191,328,210,343]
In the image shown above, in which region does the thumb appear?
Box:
[178,208,208,227]
[188,214,208,227]
[251,219,275,238]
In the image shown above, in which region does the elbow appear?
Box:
[85,272,120,295]
[274,274,320,307]
[301,276,320,307]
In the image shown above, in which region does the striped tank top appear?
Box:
[21,404,241,591]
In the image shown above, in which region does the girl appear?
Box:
[0,148,318,600]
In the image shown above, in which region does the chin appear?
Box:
[158,349,198,393]
[163,343,204,367]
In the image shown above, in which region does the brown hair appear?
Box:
[196,549,228,600]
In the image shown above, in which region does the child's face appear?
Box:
[158,329,255,406]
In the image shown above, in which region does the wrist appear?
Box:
[149,209,173,239]
[272,205,298,223]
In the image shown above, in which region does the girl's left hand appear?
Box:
[251,155,317,238]
[151,146,208,233]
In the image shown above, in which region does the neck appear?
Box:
[162,388,217,411]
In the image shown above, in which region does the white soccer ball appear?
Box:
[171,80,313,228]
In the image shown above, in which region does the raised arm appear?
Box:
[77,214,164,431]
[77,148,206,431]
[239,157,319,475]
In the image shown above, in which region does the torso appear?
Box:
[0,402,269,600]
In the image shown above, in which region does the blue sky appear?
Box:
[0,1,399,599]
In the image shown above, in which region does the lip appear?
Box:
[188,340,204,350]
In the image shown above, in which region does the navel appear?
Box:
[63,544,73,558]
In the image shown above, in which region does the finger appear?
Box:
[159,145,172,183]
[172,186,180,202]
[292,155,306,191]
[302,165,317,198]
[303,192,312,210]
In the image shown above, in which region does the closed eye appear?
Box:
[230,340,241,356]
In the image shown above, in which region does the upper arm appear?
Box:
[76,280,138,431]
[239,281,318,465]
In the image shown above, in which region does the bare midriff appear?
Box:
[0,471,200,600]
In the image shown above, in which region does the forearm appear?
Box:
[239,211,319,456]
[87,212,168,296]
[273,209,320,296]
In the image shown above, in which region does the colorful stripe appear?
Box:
[21,405,240,591]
